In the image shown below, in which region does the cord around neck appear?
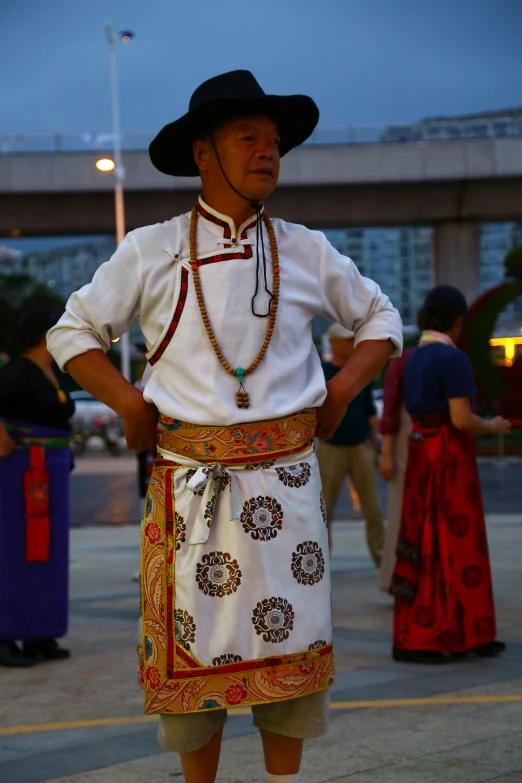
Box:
[210,136,274,318]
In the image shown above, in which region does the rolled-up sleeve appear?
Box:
[318,234,403,356]
[47,233,142,371]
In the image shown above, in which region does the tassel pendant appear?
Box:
[235,368,250,409]
[236,389,250,408]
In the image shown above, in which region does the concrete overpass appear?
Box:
[1,136,522,299]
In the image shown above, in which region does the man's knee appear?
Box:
[252,689,330,739]
[157,709,227,754]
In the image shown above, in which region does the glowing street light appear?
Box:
[102,22,135,381]
[96,158,116,172]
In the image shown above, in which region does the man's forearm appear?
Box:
[456,411,499,436]
[330,339,395,403]
[66,349,143,418]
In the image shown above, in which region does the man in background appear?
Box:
[317,323,384,565]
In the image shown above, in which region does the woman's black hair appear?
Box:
[19,306,63,351]
[418,285,467,333]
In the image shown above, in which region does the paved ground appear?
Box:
[69,453,522,526]
[1,457,521,782]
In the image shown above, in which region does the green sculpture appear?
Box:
[458,245,522,419]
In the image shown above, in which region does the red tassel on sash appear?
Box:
[24,445,50,562]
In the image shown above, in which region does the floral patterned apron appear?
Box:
[138,410,334,714]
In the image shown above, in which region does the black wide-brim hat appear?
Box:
[149,70,319,177]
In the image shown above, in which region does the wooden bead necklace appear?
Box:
[190,203,280,409]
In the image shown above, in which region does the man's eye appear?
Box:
[273,138,281,147]
[241,136,254,142]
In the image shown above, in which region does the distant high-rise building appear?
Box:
[382,107,522,144]
[16,239,147,355]
[324,226,433,326]
[322,220,522,330]
[21,239,116,300]
[0,245,23,273]
[480,223,522,289]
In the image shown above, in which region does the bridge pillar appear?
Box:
[433,222,481,302]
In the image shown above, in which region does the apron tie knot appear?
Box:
[186,464,243,544]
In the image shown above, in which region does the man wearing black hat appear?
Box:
[48,70,402,783]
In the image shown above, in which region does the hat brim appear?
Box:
[149,94,319,177]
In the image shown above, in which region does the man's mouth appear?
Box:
[250,168,274,177]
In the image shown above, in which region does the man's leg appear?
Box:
[253,690,330,779]
[349,440,385,567]
[260,732,303,778]
[158,710,226,783]
[180,728,224,783]
[316,441,350,550]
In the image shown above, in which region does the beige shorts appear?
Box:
[157,689,330,754]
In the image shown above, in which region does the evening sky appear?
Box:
[1,0,521,136]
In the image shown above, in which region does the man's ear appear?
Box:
[193,138,211,172]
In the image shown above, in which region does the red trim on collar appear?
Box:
[241,219,258,239]
[195,207,258,265]
[197,203,258,242]
[197,204,232,240]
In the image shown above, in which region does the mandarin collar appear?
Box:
[198,195,264,239]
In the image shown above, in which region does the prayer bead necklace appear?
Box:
[189,203,280,409]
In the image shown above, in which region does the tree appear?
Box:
[504,245,522,280]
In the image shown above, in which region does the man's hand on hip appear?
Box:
[122,397,158,452]
[315,378,349,440]
[316,338,394,441]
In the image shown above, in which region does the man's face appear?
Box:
[196,115,281,201]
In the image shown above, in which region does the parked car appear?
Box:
[70,390,123,455]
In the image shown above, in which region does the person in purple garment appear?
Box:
[0,307,75,667]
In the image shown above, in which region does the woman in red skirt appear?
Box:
[391,285,509,664]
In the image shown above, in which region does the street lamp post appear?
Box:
[104,21,131,381]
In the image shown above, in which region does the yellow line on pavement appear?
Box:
[0,715,160,736]
[330,695,522,709]
[1,695,521,737]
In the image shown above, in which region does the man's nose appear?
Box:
[255,138,275,159]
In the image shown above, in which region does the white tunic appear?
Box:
[47,198,403,425]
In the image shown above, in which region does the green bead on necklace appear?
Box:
[235,368,249,409]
